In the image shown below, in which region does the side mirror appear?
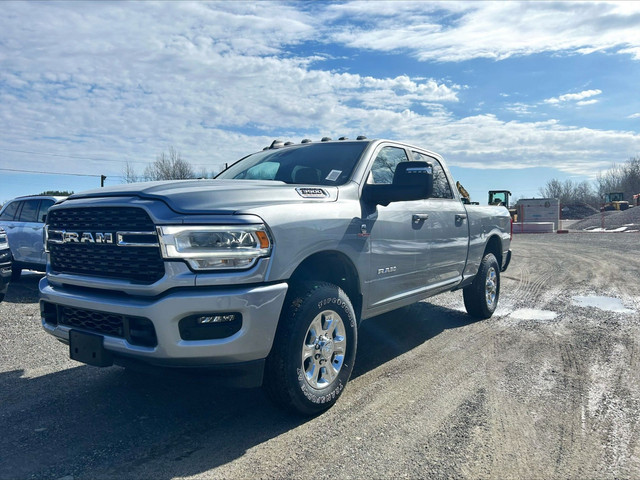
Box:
[363,161,433,206]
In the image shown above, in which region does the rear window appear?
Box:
[0,201,20,221]
[217,142,369,186]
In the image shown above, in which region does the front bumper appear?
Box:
[39,277,288,366]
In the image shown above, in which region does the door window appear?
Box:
[18,199,40,222]
[37,199,55,223]
[368,146,409,184]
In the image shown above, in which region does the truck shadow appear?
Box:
[2,271,43,304]
[0,302,477,480]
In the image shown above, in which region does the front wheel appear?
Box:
[463,253,500,319]
[264,282,357,415]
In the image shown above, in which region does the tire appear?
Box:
[463,253,500,319]
[10,267,21,281]
[264,282,358,415]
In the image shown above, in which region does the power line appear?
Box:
[0,147,222,168]
[0,167,102,178]
[0,147,142,164]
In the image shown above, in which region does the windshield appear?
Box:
[216,142,369,186]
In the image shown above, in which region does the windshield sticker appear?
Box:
[326,170,342,182]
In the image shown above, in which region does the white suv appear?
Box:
[0,195,66,279]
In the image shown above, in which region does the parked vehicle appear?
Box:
[0,228,11,302]
[601,192,629,212]
[39,138,511,414]
[0,195,66,279]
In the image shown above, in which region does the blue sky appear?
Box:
[1,1,640,205]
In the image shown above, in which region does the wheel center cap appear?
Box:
[318,336,334,358]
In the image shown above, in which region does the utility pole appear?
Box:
[101,175,106,187]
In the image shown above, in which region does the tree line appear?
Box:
[539,156,640,206]
[123,147,219,183]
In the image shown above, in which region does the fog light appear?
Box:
[179,312,242,341]
[196,314,237,324]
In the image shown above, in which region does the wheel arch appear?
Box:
[484,234,503,266]
[287,250,363,322]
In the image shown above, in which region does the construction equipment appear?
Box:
[489,190,518,221]
[489,190,511,208]
[601,192,629,211]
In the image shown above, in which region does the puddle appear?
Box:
[572,296,635,314]
[509,309,558,321]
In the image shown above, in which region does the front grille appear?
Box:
[43,302,157,347]
[61,305,124,337]
[47,207,155,231]
[47,207,165,283]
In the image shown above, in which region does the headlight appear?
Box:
[0,229,8,248]
[158,225,271,270]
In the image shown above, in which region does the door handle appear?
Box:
[455,213,467,221]
[413,213,429,224]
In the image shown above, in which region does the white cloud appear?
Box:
[628,113,640,119]
[544,89,602,105]
[324,1,640,62]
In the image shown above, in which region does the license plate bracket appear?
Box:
[69,330,113,367]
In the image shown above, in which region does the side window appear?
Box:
[412,152,453,199]
[368,146,409,184]
[18,199,40,222]
[37,199,55,223]
[0,201,20,221]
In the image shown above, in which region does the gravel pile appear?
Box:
[561,203,599,219]
[570,206,640,231]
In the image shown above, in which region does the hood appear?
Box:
[66,179,337,214]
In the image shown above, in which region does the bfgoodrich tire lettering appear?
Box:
[463,253,500,319]
[264,282,357,415]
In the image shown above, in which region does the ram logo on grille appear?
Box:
[46,229,158,247]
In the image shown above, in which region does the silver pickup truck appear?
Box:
[39,138,511,414]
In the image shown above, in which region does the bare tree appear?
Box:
[596,156,640,201]
[123,161,139,184]
[539,178,599,206]
[143,147,194,181]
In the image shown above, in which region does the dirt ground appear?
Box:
[1,233,639,479]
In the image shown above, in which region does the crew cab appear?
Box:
[39,138,511,414]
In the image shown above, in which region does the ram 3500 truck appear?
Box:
[40,138,511,414]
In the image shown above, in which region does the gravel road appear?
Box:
[1,233,639,480]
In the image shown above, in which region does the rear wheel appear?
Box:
[264,282,357,415]
[463,253,500,319]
